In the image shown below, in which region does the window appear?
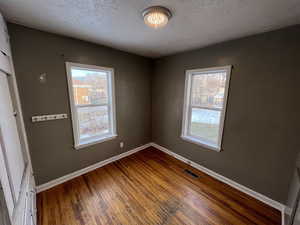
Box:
[181,66,232,151]
[66,62,117,149]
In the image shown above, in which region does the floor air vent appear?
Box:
[184,169,199,178]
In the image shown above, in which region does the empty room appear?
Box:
[0,1,300,225]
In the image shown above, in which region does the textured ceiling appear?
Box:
[0,0,300,58]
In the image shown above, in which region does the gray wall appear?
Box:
[8,22,300,204]
[8,23,152,185]
[152,25,300,204]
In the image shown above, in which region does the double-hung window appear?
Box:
[66,62,117,149]
[181,66,232,151]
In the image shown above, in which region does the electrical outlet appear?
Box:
[120,142,124,148]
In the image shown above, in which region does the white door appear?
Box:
[0,171,12,225]
[0,14,11,57]
[0,71,25,204]
[0,141,14,219]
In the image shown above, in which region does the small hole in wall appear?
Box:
[39,73,47,84]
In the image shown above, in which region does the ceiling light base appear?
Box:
[142,6,172,29]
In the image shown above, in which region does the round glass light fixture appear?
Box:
[142,6,172,29]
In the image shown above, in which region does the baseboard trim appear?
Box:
[36,143,151,193]
[36,141,286,224]
[150,142,286,217]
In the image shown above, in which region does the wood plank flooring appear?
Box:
[37,147,281,225]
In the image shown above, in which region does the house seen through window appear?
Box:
[66,62,116,149]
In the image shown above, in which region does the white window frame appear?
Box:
[66,62,117,150]
[181,65,232,152]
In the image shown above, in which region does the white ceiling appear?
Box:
[0,0,300,58]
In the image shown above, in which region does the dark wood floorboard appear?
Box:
[37,147,281,225]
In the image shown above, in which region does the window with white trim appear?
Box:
[181,66,232,151]
[66,62,117,149]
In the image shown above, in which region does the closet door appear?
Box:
[0,71,25,204]
[0,142,14,218]
[0,14,11,57]
[0,157,12,224]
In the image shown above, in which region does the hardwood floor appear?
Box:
[37,147,281,225]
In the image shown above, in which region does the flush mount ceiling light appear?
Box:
[142,6,172,29]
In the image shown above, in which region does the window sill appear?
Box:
[181,135,221,152]
[75,134,117,150]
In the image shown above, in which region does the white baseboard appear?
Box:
[36,143,151,193]
[36,141,286,224]
[150,142,286,224]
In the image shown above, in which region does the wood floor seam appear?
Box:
[37,147,281,225]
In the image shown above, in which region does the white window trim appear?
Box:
[65,62,117,150]
[181,65,232,152]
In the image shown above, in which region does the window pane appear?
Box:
[71,68,108,105]
[190,108,221,144]
[191,72,226,108]
[78,106,109,141]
